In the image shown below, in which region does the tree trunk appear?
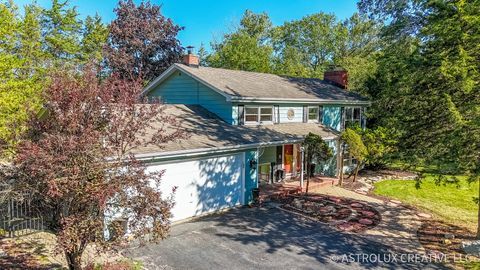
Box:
[306,175,310,194]
[65,250,83,270]
[353,162,361,182]
[477,178,480,239]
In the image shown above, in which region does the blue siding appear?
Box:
[322,106,342,131]
[244,149,258,204]
[148,71,233,123]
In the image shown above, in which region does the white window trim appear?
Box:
[343,107,362,128]
[307,106,319,123]
[244,106,273,125]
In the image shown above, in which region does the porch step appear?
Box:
[258,177,339,203]
[301,178,338,192]
[258,186,301,203]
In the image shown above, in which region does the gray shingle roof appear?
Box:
[132,105,339,156]
[170,63,368,103]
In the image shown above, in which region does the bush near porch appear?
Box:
[373,175,477,232]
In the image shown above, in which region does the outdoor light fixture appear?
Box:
[249,159,257,169]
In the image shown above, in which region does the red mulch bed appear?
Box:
[276,194,381,233]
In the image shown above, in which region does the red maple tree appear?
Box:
[0,65,183,270]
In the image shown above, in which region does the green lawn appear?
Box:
[374,175,478,231]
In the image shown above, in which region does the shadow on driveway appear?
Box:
[124,207,449,270]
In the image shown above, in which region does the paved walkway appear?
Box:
[311,185,425,254]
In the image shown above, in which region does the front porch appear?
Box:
[256,142,339,201]
[258,175,339,202]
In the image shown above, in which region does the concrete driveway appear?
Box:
[124,207,448,270]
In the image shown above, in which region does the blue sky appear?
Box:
[13,0,359,51]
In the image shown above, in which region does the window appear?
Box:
[308,106,319,122]
[245,106,273,124]
[260,107,273,122]
[245,107,258,123]
[344,107,362,129]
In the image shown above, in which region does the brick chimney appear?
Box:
[182,45,199,67]
[324,68,348,89]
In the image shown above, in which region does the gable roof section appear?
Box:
[143,64,370,105]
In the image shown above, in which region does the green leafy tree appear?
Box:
[0,2,22,147]
[359,0,480,236]
[303,132,333,193]
[362,126,397,168]
[207,10,273,72]
[272,13,344,78]
[341,128,368,182]
[334,13,380,93]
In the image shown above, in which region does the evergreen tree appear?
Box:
[0,2,26,152]
[18,3,44,77]
[41,0,82,63]
[360,0,480,236]
[80,14,108,63]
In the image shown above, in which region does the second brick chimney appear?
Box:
[182,46,199,67]
[324,68,348,89]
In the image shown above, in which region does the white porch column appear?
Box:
[300,146,305,188]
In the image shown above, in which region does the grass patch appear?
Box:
[373,175,478,232]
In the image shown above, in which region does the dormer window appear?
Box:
[245,106,273,124]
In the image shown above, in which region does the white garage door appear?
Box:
[146,153,245,221]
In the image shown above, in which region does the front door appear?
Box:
[296,144,302,173]
[284,145,294,174]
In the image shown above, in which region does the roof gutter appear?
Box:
[229,96,371,106]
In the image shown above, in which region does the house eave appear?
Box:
[133,137,337,163]
[230,97,371,106]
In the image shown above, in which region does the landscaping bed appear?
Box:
[276,194,381,233]
[417,219,480,269]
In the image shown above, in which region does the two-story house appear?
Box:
[133,53,369,221]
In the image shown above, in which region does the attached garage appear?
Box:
[146,152,245,221]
